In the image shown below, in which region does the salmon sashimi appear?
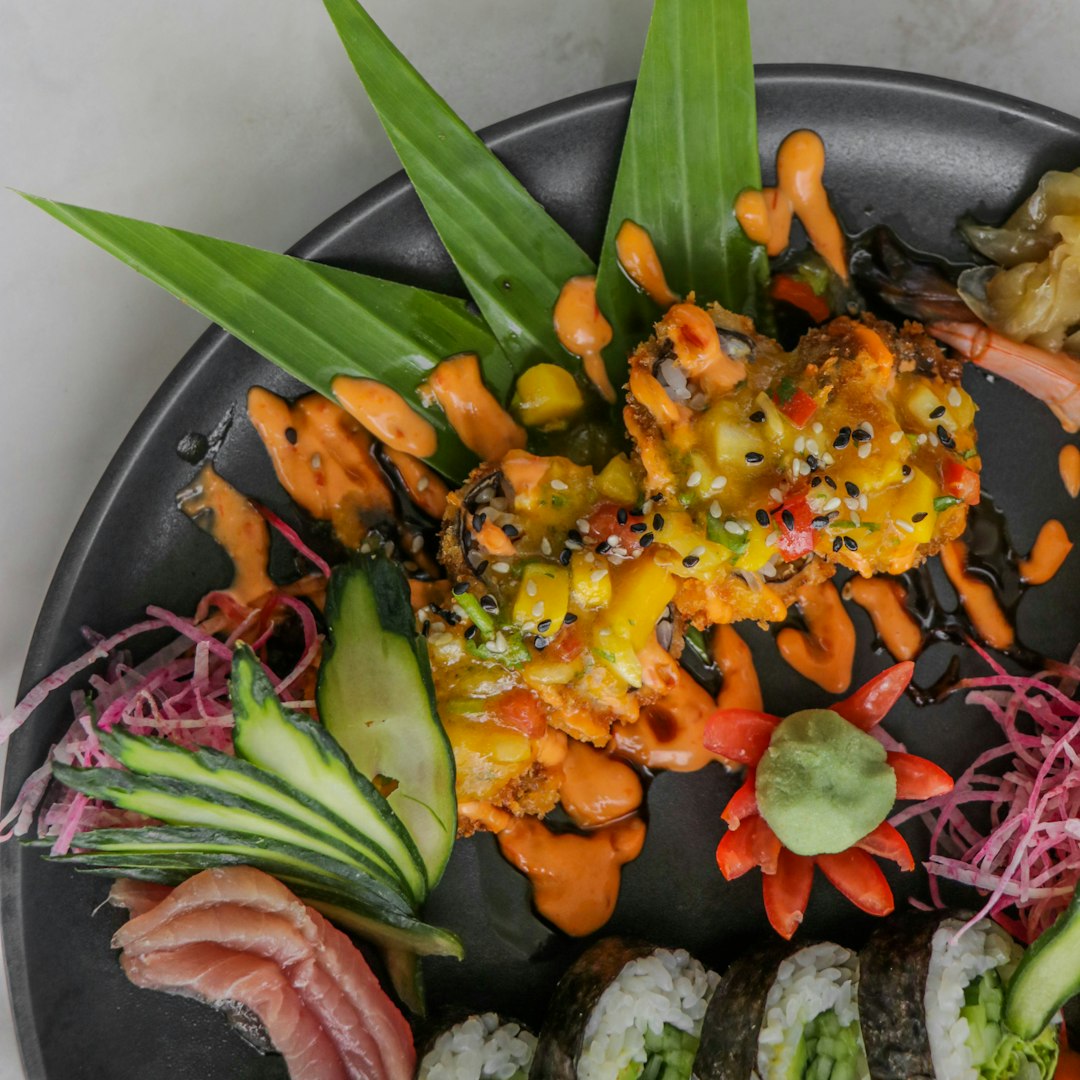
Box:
[108,878,173,918]
[122,942,349,1080]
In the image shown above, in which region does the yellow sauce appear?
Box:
[421,353,527,462]
[713,625,763,711]
[1060,444,1080,498]
[558,740,643,828]
[247,387,394,550]
[735,129,848,280]
[615,220,680,307]
[843,577,923,661]
[940,539,1015,651]
[776,579,856,694]
[330,375,437,458]
[553,275,617,402]
[1019,519,1073,585]
[496,815,646,937]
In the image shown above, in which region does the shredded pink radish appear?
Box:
[257,504,332,579]
[906,645,1080,943]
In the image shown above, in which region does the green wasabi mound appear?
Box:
[756,709,896,856]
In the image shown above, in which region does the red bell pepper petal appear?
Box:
[716,816,780,880]
[703,709,782,766]
[774,497,815,563]
[721,772,759,829]
[769,274,831,325]
[832,662,915,731]
[943,459,980,506]
[816,848,895,917]
[855,821,915,872]
[763,848,815,940]
[752,817,782,876]
[888,752,955,800]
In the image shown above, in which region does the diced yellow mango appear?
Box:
[596,453,640,504]
[521,659,583,686]
[603,553,677,651]
[879,466,939,546]
[736,523,774,573]
[511,364,585,430]
[570,552,612,609]
[512,561,570,630]
[593,629,643,688]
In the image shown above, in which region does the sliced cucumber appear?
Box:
[228,646,428,901]
[318,557,456,887]
[98,725,420,903]
[1005,881,1080,1039]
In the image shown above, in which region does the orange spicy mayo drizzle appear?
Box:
[247,387,394,550]
[843,576,923,662]
[178,464,274,605]
[421,353,526,463]
[776,579,856,694]
[713,625,764,711]
[559,741,643,829]
[330,376,437,459]
[615,220,680,307]
[1060,444,1080,498]
[735,129,849,281]
[381,446,449,521]
[940,539,1015,651]
[1019,519,1073,586]
[496,815,646,936]
[553,275,617,403]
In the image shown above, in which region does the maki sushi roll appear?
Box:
[418,1013,537,1080]
[531,938,719,1079]
[858,912,1059,1080]
[695,941,869,1079]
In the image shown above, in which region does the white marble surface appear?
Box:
[1,1,1078,1075]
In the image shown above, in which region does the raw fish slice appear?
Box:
[108,878,173,918]
[121,942,348,1080]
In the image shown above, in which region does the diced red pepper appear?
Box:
[769,274,831,325]
[832,662,915,731]
[493,689,547,739]
[942,459,980,505]
[774,496,815,562]
[547,626,584,663]
[855,821,915,872]
[763,848,815,940]
[585,502,647,555]
[888,752,955,800]
[703,708,782,766]
[816,848,895,917]
[721,772,759,829]
[777,388,819,429]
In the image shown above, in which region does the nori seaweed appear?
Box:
[693,942,789,1079]
[857,909,960,1080]
[529,938,654,1080]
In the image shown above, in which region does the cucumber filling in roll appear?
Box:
[418,1013,537,1080]
[925,920,1058,1080]
[578,948,718,1080]
[757,942,869,1080]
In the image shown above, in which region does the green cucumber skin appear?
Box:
[98,723,420,902]
[229,645,428,900]
[318,557,456,888]
[1005,884,1080,1039]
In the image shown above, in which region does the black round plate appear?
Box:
[4,67,1080,1079]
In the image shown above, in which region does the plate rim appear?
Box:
[4,63,1080,1079]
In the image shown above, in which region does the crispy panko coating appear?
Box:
[624,301,980,627]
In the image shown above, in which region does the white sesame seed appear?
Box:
[532,601,545,616]
[417,476,430,492]
[541,537,552,556]
[383,540,396,557]
[890,430,904,445]
[526,580,537,597]
[687,470,702,488]
[585,552,595,564]
[851,511,861,526]
[765,532,779,547]
[607,534,620,547]
[929,433,939,447]
[896,519,914,533]
[311,453,322,469]
[812,422,823,434]
[824,497,842,512]
[862,421,874,436]
[859,495,868,511]
[642,499,654,514]
[709,501,722,518]
[550,478,568,491]
[858,443,872,459]
[917,434,928,446]
[845,498,859,510]
[590,569,607,583]
[577,518,590,534]
[711,476,728,491]
[431,632,455,648]
[807,439,820,457]
[770,488,784,503]
[492,561,511,573]
[489,633,508,654]
[948,387,963,407]
[430,621,446,634]
[761,560,778,578]
[794,436,806,454]
[411,535,424,553]
[690,545,706,557]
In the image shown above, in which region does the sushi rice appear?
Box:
[755,942,869,1080]
[578,948,719,1080]
[418,1013,537,1080]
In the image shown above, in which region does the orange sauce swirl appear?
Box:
[940,540,1015,651]
[1060,444,1080,498]
[713,625,763,711]
[330,375,437,458]
[553,275,617,403]
[843,577,923,661]
[615,220,679,307]
[776,579,856,694]
[559,741,643,829]
[1019,519,1073,586]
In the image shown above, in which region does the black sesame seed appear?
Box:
[781,509,795,532]
[568,529,583,544]
[640,533,655,548]
[833,427,851,449]
[750,410,766,423]
[930,405,946,419]
[502,523,519,539]
[629,522,648,533]
[480,594,498,614]
[616,508,628,525]
[843,536,858,551]
[596,541,612,555]
[937,425,955,449]
[682,554,700,568]
[536,619,552,634]
[825,476,838,489]
[534,636,549,650]
[653,513,665,531]
[852,428,871,443]
[563,612,578,625]
[464,625,478,641]
[745,452,765,465]
[845,481,859,498]
[806,455,819,470]
[912,511,928,523]
[422,619,431,636]
[902,464,912,477]
[559,548,572,566]
[755,509,770,527]
[832,537,844,552]
[472,512,487,531]
[811,476,823,488]
[812,515,830,529]
[475,559,489,576]
[284,426,298,445]
[452,580,469,596]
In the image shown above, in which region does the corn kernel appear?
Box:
[570,551,611,609]
[512,561,570,630]
[596,453,640,504]
[511,364,585,430]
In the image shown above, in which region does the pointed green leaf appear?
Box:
[322,0,595,380]
[21,193,509,482]
[595,0,769,385]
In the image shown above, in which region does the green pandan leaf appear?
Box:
[322,0,595,381]
[21,193,508,482]
[594,0,769,386]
